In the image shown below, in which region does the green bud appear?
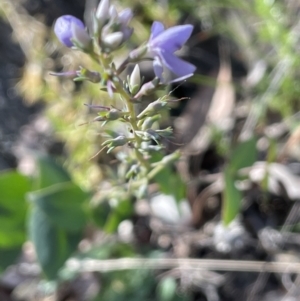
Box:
[125,164,140,179]
[129,64,141,95]
[141,115,161,131]
[155,127,173,137]
[102,135,128,153]
[137,100,168,119]
[75,67,101,83]
[106,108,122,120]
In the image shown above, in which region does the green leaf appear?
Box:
[29,206,81,279]
[104,198,134,233]
[222,167,242,226]
[0,247,21,272]
[151,153,186,203]
[104,212,122,233]
[229,137,257,172]
[0,171,30,260]
[91,199,111,228]
[27,182,88,232]
[222,137,257,226]
[0,171,30,212]
[35,156,71,190]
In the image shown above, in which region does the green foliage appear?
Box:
[3,0,300,299]
[94,269,156,301]
[228,137,257,173]
[27,156,89,279]
[222,167,243,226]
[0,171,30,270]
[152,153,186,203]
[29,206,82,280]
[28,182,88,232]
[93,268,190,301]
[154,167,186,203]
[222,137,257,226]
[34,156,71,190]
[92,195,134,233]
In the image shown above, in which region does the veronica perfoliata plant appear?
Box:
[53,0,195,199]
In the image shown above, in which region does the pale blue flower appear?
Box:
[147,21,196,81]
[54,15,89,48]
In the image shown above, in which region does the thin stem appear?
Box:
[67,257,300,274]
[147,150,181,180]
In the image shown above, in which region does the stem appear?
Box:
[115,83,151,169]
[147,150,181,180]
[67,257,300,274]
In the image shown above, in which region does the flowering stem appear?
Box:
[115,83,150,170]
[91,48,150,171]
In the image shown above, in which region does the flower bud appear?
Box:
[106,109,122,120]
[54,15,85,47]
[96,0,110,25]
[71,22,92,50]
[102,32,124,49]
[109,5,118,20]
[129,64,141,95]
[134,77,160,99]
[117,8,133,41]
[91,108,125,125]
[75,68,101,83]
[137,99,168,119]
[121,27,133,41]
[125,164,140,179]
[141,115,160,131]
[102,136,128,153]
[155,127,173,137]
[118,8,133,26]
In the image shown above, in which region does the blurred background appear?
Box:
[1,0,300,300]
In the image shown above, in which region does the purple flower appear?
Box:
[100,6,133,47]
[54,15,89,48]
[118,8,133,40]
[147,21,196,82]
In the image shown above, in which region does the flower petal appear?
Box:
[151,24,193,53]
[71,23,91,48]
[158,50,196,77]
[54,15,85,47]
[150,21,165,41]
[118,8,133,25]
[96,0,110,22]
[153,57,163,80]
[168,73,194,83]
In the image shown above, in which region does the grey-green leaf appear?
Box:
[27,182,88,232]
